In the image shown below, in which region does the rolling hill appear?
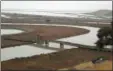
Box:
[85,10,112,19]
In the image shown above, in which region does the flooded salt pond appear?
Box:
[1,14,10,18]
[1,29,24,35]
[2,10,99,19]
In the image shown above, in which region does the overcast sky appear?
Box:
[1,1,112,11]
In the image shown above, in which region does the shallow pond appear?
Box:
[1,29,24,35]
[1,45,56,61]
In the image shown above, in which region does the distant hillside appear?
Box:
[86,10,112,17]
[104,11,112,16]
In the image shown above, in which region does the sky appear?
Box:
[1,1,112,12]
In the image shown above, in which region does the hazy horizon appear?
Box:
[1,9,112,14]
[1,1,112,13]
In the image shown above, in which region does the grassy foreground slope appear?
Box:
[2,47,112,70]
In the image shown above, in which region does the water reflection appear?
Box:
[1,25,99,61]
[1,29,23,35]
[1,45,56,61]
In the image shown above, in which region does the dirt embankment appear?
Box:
[1,48,112,70]
[1,25,89,48]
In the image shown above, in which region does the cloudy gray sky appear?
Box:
[1,1,112,12]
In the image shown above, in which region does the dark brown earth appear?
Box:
[1,48,112,70]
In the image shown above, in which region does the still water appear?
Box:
[1,25,99,61]
[1,29,24,35]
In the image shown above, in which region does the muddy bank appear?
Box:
[1,48,112,70]
[1,25,89,48]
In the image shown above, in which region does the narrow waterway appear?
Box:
[1,24,100,61]
[57,26,99,46]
